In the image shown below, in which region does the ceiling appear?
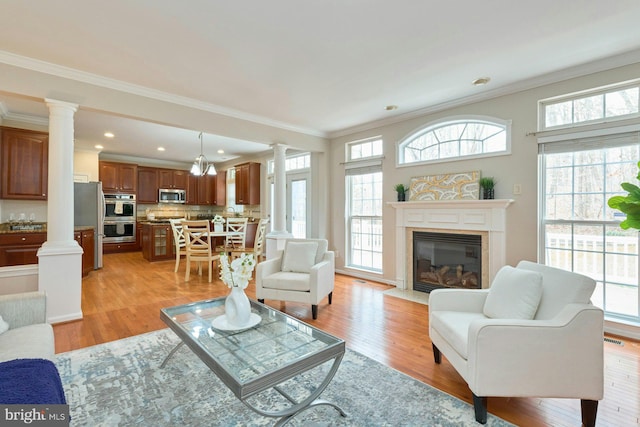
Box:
[2,1,640,165]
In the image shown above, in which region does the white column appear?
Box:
[266,143,293,258]
[38,98,83,323]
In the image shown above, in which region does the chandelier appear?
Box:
[190,132,217,176]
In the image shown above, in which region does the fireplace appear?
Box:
[413,231,481,293]
[390,199,513,290]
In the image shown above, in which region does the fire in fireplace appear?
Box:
[413,231,482,293]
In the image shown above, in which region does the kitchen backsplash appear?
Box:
[137,204,262,220]
[0,200,48,224]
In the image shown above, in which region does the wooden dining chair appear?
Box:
[182,220,219,282]
[225,217,248,258]
[169,218,186,273]
[252,218,269,263]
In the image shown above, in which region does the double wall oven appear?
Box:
[103,194,136,243]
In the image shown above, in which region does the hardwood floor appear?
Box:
[53,251,640,426]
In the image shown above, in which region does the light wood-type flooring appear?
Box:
[53,251,640,426]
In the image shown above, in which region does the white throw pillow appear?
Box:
[483,266,543,320]
[281,241,319,273]
[0,315,9,335]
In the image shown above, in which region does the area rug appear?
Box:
[55,329,513,426]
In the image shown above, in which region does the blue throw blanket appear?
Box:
[0,358,67,404]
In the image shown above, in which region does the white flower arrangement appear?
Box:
[219,253,255,290]
[212,214,225,225]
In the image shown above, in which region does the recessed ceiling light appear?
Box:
[384,105,398,111]
[472,77,491,86]
[94,144,104,150]
[104,132,115,138]
[217,149,224,154]
[157,147,165,152]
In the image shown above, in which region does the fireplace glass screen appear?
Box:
[413,231,481,293]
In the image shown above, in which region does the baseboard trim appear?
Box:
[335,268,398,286]
[49,311,83,325]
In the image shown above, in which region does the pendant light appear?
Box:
[190,132,217,176]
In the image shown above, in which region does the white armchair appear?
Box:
[429,261,604,426]
[255,238,334,319]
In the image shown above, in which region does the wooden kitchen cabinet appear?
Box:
[197,175,216,205]
[158,169,187,189]
[186,174,199,205]
[137,167,158,203]
[100,161,138,193]
[214,170,226,206]
[186,171,226,206]
[103,241,139,253]
[235,162,260,205]
[244,221,258,248]
[0,127,48,200]
[141,223,175,261]
[74,229,95,276]
[0,232,46,266]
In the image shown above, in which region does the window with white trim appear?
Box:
[267,153,310,174]
[345,138,383,273]
[540,80,640,131]
[398,116,509,165]
[348,137,383,161]
[539,131,640,324]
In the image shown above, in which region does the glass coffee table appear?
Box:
[160,297,346,426]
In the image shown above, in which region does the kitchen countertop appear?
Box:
[0,223,95,234]
[137,217,261,224]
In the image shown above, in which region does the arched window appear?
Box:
[398,116,510,165]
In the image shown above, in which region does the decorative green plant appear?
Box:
[608,161,640,230]
[394,183,408,194]
[394,183,408,201]
[479,177,496,190]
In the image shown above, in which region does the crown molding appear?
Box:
[328,48,640,139]
[0,50,327,139]
[0,98,48,126]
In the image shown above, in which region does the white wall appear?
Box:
[328,61,640,285]
[73,149,100,182]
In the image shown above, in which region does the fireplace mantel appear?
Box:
[389,199,514,290]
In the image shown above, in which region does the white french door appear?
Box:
[286,173,309,238]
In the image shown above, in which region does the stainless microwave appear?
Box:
[159,188,186,204]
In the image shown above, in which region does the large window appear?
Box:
[345,138,383,273]
[540,132,640,323]
[398,116,509,165]
[348,137,383,161]
[540,80,640,130]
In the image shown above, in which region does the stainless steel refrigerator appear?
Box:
[74,181,104,269]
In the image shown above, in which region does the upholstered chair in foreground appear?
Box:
[429,261,604,426]
[255,238,334,319]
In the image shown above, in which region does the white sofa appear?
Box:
[429,261,604,426]
[0,291,55,362]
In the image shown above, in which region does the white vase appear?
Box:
[225,287,251,327]
[214,223,223,232]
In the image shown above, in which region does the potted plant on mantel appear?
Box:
[608,161,640,230]
[479,177,496,200]
[394,184,408,202]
